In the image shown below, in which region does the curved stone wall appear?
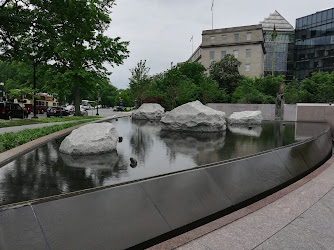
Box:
[0,124,332,250]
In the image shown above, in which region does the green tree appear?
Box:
[115,89,135,107]
[129,60,150,107]
[198,76,227,104]
[178,62,206,86]
[254,75,285,98]
[232,78,275,104]
[47,0,129,115]
[209,54,242,102]
[1,1,130,115]
[285,79,301,104]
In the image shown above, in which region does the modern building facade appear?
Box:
[294,8,334,79]
[188,24,265,78]
[260,11,295,79]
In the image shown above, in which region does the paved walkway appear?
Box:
[0,120,86,134]
[151,156,334,250]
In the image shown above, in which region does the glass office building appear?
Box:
[294,8,334,79]
[260,11,295,79]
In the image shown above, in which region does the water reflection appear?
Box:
[0,118,301,206]
[60,151,120,169]
[129,119,161,162]
[160,131,226,157]
[227,124,263,137]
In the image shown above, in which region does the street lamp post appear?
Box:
[31,52,38,118]
[0,82,4,102]
[96,83,99,116]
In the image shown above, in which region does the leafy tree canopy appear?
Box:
[209,54,242,101]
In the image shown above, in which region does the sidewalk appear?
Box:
[151,156,334,250]
[0,120,85,134]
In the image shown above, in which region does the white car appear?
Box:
[64,105,75,114]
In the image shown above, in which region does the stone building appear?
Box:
[188,24,265,78]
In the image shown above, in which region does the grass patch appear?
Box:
[0,120,94,153]
[0,116,101,128]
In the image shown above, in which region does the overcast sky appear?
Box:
[106,0,333,89]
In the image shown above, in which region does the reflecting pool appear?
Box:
[0,117,299,206]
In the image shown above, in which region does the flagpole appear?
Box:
[211,0,214,29]
[271,24,277,76]
[272,40,275,76]
[190,36,193,54]
[212,7,213,29]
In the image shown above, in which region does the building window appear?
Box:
[210,51,215,60]
[245,64,251,72]
[233,50,238,58]
[221,51,226,58]
[222,35,227,42]
[246,49,251,57]
[234,33,239,42]
[210,36,215,45]
[247,32,252,41]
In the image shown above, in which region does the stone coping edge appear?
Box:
[0,114,130,167]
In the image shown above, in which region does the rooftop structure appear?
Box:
[260,10,295,79]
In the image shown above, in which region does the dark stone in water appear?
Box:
[118,137,123,142]
[130,157,137,168]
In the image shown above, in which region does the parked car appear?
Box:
[46,106,70,117]
[0,102,28,119]
[64,104,75,115]
[113,106,126,111]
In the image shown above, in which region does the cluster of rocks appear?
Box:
[59,101,264,158]
[132,101,263,132]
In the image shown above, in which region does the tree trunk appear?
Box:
[74,84,81,116]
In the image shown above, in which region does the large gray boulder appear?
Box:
[160,100,226,132]
[59,122,119,155]
[132,103,165,120]
[228,110,263,124]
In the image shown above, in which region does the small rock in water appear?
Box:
[118,136,123,142]
[115,118,118,121]
[248,126,252,130]
[130,157,137,168]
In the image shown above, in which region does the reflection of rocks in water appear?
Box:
[131,119,161,133]
[60,150,120,169]
[130,119,161,162]
[227,124,263,137]
[160,131,226,157]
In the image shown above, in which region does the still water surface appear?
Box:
[0,117,298,206]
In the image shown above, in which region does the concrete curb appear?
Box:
[0,114,131,167]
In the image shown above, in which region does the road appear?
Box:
[27,108,127,119]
